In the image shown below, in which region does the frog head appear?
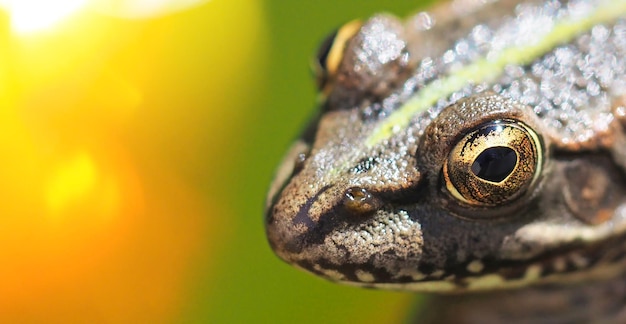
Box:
[265,4,626,292]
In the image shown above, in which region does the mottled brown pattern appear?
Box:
[266,0,626,322]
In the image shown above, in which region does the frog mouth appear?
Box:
[355,235,626,293]
[457,237,626,290]
[295,230,626,294]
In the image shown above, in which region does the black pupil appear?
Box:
[471,146,517,182]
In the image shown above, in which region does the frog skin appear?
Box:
[265,0,626,322]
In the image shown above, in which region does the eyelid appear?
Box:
[313,20,363,94]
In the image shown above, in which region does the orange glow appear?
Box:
[0,0,266,321]
[0,0,88,34]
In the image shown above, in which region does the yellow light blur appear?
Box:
[0,0,88,34]
[0,0,215,35]
[91,0,210,18]
[0,0,267,321]
[46,153,97,215]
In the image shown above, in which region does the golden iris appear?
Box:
[443,120,542,207]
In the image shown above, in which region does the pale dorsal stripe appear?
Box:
[366,0,626,147]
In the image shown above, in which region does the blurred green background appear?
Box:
[0,0,433,322]
[205,2,434,323]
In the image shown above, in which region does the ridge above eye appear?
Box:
[443,120,543,208]
[312,20,362,93]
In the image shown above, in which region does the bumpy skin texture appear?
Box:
[266,0,626,321]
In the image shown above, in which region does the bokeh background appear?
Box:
[0,0,433,322]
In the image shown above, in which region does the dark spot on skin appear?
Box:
[301,205,344,245]
[292,211,314,231]
[296,260,318,275]
[496,263,528,280]
[287,202,348,252]
[610,249,626,263]
[283,238,305,254]
[418,263,436,275]
[351,156,380,174]
[315,258,394,283]
[444,242,460,268]
[297,257,405,284]
[541,264,554,278]
[396,275,417,283]
[375,181,428,205]
[336,244,351,258]
[293,185,334,230]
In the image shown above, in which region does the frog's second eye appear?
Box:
[313,20,362,91]
[443,120,542,208]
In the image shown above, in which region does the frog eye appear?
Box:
[443,120,543,207]
[312,20,362,92]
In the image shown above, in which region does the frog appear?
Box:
[265,0,626,322]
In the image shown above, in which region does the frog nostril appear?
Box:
[343,187,382,216]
